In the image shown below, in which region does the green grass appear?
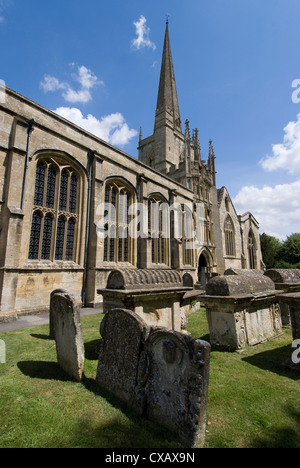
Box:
[0,310,299,448]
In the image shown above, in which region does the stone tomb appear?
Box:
[96,308,211,448]
[98,269,193,332]
[201,273,282,350]
[264,269,300,326]
[277,292,300,373]
[50,290,85,381]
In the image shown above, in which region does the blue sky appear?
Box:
[1,0,300,239]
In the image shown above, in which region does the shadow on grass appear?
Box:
[30,333,53,341]
[80,376,182,448]
[242,345,300,381]
[84,339,102,361]
[17,361,73,381]
[249,405,300,448]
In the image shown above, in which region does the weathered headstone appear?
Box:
[96,308,147,413]
[49,289,67,339]
[51,290,85,381]
[140,328,211,448]
[96,308,211,448]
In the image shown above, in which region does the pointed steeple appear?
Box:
[155,21,182,133]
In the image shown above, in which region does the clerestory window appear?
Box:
[28,159,80,262]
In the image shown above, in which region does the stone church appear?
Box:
[0,22,263,320]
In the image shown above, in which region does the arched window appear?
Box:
[103,181,133,264]
[148,196,170,265]
[28,158,80,262]
[181,204,194,266]
[248,230,257,269]
[225,217,236,257]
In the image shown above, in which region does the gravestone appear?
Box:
[96,308,147,413]
[51,290,85,381]
[140,328,211,448]
[96,308,211,448]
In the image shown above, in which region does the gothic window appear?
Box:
[148,197,169,265]
[248,230,256,269]
[103,181,133,264]
[28,158,80,262]
[225,217,236,257]
[181,204,194,266]
[28,211,42,260]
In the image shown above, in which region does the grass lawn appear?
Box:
[0,309,299,448]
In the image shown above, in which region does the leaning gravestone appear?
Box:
[51,290,85,382]
[140,328,211,448]
[96,308,147,413]
[96,308,211,448]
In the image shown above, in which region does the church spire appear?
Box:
[155,21,182,133]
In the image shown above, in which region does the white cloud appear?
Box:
[260,113,300,174]
[131,15,156,51]
[62,88,92,104]
[40,75,67,93]
[40,64,103,104]
[233,180,300,239]
[54,107,138,147]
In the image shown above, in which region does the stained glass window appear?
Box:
[66,218,76,261]
[248,231,256,269]
[225,218,235,257]
[55,216,66,260]
[104,183,131,263]
[41,214,53,260]
[34,162,46,206]
[59,169,69,212]
[28,211,42,259]
[69,174,77,213]
[29,159,79,262]
[46,165,56,209]
[149,199,169,265]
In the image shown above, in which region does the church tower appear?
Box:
[138,20,186,173]
[138,21,217,194]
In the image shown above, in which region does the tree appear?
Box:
[260,233,282,269]
[277,233,300,268]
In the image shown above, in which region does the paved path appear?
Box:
[0,306,103,333]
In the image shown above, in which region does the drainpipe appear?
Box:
[21,119,35,211]
[82,150,94,307]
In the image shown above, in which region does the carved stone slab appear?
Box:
[51,290,85,382]
[96,308,211,447]
[96,309,148,413]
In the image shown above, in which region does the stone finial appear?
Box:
[185,119,190,140]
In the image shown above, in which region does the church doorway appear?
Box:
[198,253,209,289]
